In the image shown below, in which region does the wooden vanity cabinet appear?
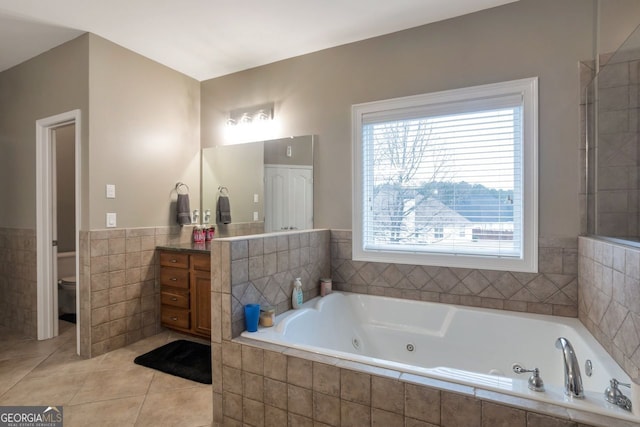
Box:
[159,250,211,339]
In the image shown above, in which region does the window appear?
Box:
[352,78,538,272]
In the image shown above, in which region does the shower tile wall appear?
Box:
[85,226,192,357]
[330,230,579,317]
[579,236,640,382]
[592,52,640,237]
[0,227,37,337]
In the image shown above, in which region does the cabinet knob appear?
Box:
[170,277,177,281]
[171,317,178,321]
[171,297,178,301]
[171,259,177,263]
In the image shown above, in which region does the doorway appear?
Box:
[36,110,81,354]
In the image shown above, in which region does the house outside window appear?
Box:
[352,78,538,272]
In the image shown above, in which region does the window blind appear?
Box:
[361,103,523,259]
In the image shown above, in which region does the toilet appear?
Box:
[57,252,76,314]
[58,276,76,314]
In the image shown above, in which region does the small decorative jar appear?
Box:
[259,306,276,327]
[320,278,332,297]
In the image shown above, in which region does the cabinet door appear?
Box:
[192,269,211,338]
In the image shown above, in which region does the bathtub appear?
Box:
[242,292,638,423]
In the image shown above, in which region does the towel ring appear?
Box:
[218,186,229,196]
[175,182,190,195]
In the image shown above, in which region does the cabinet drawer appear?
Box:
[159,252,189,268]
[160,267,189,289]
[191,253,211,272]
[161,288,189,308]
[162,307,190,329]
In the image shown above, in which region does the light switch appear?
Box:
[106,212,117,228]
[106,184,116,199]
[253,193,259,203]
[253,211,259,221]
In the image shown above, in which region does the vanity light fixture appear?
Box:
[227,102,274,127]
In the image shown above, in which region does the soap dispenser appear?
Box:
[292,278,303,309]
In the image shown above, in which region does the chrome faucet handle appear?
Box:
[512,364,545,392]
[605,378,632,412]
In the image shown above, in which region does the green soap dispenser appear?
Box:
[292,278,303,309]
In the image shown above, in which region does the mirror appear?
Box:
[202,135,314,236]
[585,22,640,244]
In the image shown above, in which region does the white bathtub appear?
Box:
[242,292,638,423]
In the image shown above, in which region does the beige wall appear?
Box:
[202,141,264,224]
[201,0,596,237]
[88,34,201,229]
[0,34,89,229]
[599,0,640,55]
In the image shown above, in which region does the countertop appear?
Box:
[156,242,211,253]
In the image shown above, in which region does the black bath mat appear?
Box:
[59,313,76,324]
[134,339,212,384]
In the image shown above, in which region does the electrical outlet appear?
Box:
[253,211,259,221]
[106,212,117,228]
[254,193,259,203]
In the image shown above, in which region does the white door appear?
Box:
[264,165,313,232]
[264,167,288,232]
[289,168,313,230]
[36,109,81,352]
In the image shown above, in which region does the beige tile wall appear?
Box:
[85,226,193,357]
[0,227,37,337]
[213,339,616,427]
[579,236,640,384]
[331,230,579,317]
[586,51,640,238]
[215,230,330,338]
[215,221,265,238]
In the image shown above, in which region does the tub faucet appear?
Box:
[555,337,584,399]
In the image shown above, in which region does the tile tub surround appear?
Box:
[210,229,331,339]
[83,226,194,357]
[579,236,640,384]
[211,338,637,427]
[0,227,37,337]
[331,230,579,317]
[210,230,637,426]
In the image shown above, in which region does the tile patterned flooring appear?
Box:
[0,321,212,426]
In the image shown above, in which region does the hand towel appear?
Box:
[176,193,191,226]
[216,195,232,224]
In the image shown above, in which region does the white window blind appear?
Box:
[352,78,538,272]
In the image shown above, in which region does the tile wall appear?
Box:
[211,229,623,427]
[330,230,579,317]
[579,236,640,383]
[82,226,193,357]
[215,221,265,238]
[212,229,330,338]
[584,51,640,238]
[0,227,37,337]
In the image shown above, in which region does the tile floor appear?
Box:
[0,321,212,426]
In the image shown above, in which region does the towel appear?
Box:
[216,195,232,224]
[176,193,191,226]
